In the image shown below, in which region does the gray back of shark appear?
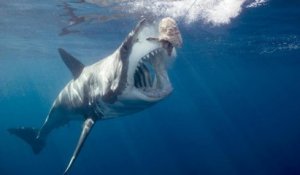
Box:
[8,18,182,174]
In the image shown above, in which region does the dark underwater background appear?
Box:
[1,0,300,175]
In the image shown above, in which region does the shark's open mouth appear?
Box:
[133,47,173,99]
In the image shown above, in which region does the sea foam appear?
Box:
[84,0,266,25]
[124,0,247,25]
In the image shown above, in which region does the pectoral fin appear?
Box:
[63,118,95,175]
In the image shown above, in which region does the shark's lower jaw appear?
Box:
[133,47,173,100]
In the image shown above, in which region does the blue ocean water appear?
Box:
[1,0,300,175]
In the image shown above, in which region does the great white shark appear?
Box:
[8,17,182,174]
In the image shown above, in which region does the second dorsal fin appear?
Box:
[58,48,85,79]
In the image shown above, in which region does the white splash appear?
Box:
[246,0,267,8]
[123,0,247,25]
[84,0,268,25]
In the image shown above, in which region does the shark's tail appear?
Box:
[8,127,45,154]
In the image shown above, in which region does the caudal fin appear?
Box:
[8,127,45,154]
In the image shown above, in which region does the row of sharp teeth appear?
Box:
[140,48,162,62]
[134,49,162,89]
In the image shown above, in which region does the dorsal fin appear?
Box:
[58,48,85,79]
